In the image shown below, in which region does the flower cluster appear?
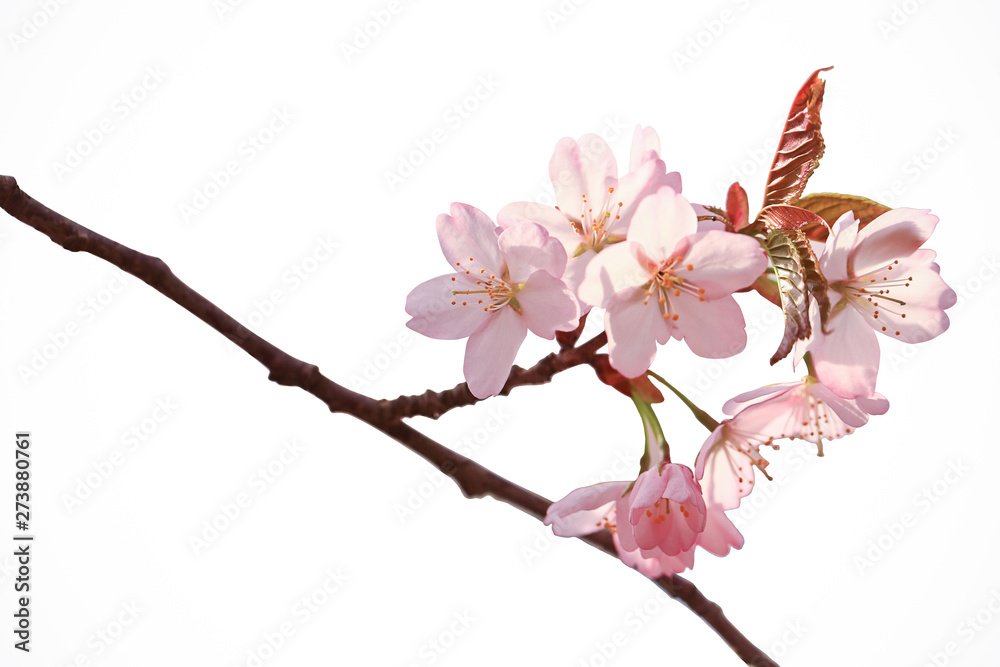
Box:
[406,112,955,576]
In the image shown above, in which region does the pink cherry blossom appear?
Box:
[721,378,889,457]
[695,417,777,512]
[405,203,580,399]
[545,463,743,577]
[806,208,957,399]
[497,126,681,301]
[578,186,769,378]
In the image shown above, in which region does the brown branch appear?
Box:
[0,175,777,667]
[374,330,608,420]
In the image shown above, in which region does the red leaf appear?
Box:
[726,182,750,232]
[591,355,663,404]
[760,67,832,210]
[758,204,830,233]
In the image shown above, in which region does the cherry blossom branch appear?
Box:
[0,175,777,667]
[374,330,608,420]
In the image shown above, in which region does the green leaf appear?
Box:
[759,67,832,211]
[763,228,831,365]
[796,192,891,241]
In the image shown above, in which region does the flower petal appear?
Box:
[722,383,796,415]
[862,251,956,343]
[627,186,696,260]
[809,303,880,399]
[578,242,647,308]
[497,222,568,284]
[696,506,744,557]
[405,274,490,339]
[496,201,582,252]
[819,210,858,283]
[856,393,890,416]
[544,481,629,537]
[549,134,617,214]
[671,294,748,359]
[613,158,679,236]
[679,230,768,299]
[806,382,874,428]
[562,250,595,301]
[606,286,670,378]
[850,208,938,276]
[628,469,670,524]
[436,203,504,275]
[516,269,580,339]
[463,306,527,398]
[695,425,756,510]
[629,125,662,171]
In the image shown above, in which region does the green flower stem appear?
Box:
[646,370,720,433]
[803,351,818,378]
[632,391,670,469]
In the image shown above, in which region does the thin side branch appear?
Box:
[375,331,608,420]
[0,175,777,667]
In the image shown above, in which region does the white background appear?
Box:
[2,1,999,665]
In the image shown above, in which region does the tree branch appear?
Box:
[374,330,608,420]
[0,175,777,667]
